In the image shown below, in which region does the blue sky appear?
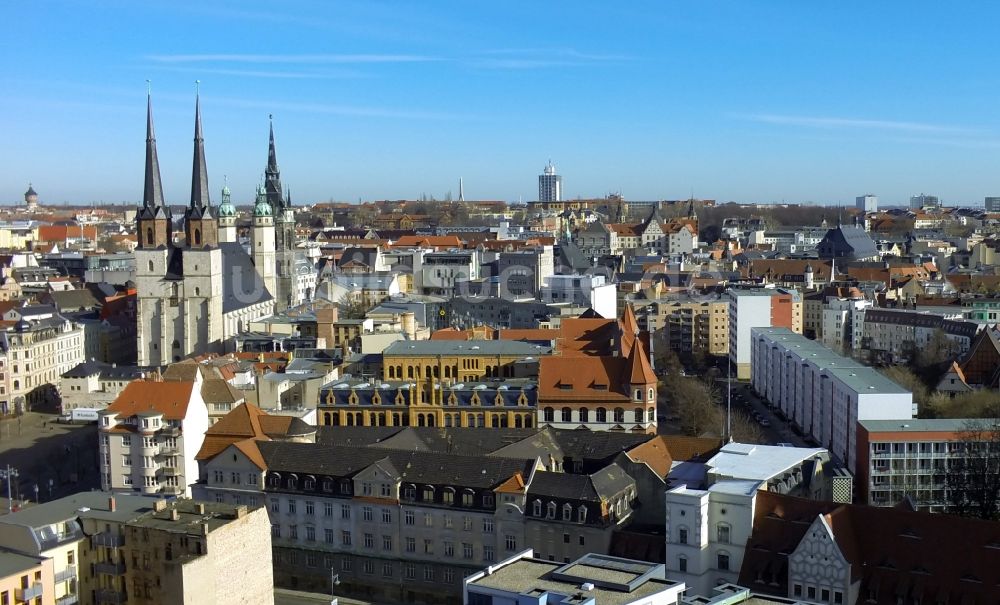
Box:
[4,1,1000,206]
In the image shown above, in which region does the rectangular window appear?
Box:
[341,531,352,546]
[306,526,315,542]
[289,525,298,540]
[505,535,517,551]
[406,537,416,553]
[325,529,334,544]
[717,553,729,571]
[424,539,434,555]
[364,533,374,549]
[679,557,687,572]
[463,516,473,531]
[404,510,415,525]
[423,566,435,581]
[405,564,416,580]
[305,501,315,516]
[288,500,296,514]
[463,543,474,559]
[482,518,494,533]
[822,589,830,602]
[382,535,392,551]
[363,507,373,522]
[483,545,494,562]
[270,498,279,513]
[363,560,374,575]
[834,592,843,604]
[324,502,334,517]
[444,542,454,557]
[793,585,802,597]
[382,562,393,578]
[808,587,816,600]
[382,509,392,524]
[341,504,351,520]
[443,515,452,529]
[424,513,433,527]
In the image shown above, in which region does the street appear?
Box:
[0,411,101,513]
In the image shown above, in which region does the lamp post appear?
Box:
[0,465,18,514]
[47,478,53,501]
[32,484,38,504]
[329,571,340,605]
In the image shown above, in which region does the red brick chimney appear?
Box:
[108,496,116,512]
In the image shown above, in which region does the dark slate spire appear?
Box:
[189,87,211,214]
[265,114,285,212]
[142,90,167,215]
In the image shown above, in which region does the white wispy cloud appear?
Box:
[146,53,438,64]
[468,47,631,69]
[152,66,369,80]
[209,96,468,121]
[736,113,978,135]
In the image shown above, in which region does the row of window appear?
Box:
[275,550,460,584]
[272,525,517,557]
[542,407,654,423]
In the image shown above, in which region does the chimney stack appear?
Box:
[108,496,116,513]
[169,508,180,521]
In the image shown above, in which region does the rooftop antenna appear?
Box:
[458,178,465,203]
[146,79,152,95]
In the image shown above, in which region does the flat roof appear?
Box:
[0,492,158,528]
[859,418,972,433]
[469,556,677,605]
[827,366,909,394]
[383,340,551,357]
[706,443,827,482]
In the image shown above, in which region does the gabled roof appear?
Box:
[626,339,656,385]
[104,380,195,420]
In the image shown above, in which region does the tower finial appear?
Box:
[189,86,210,209]
[195,79,200,95]
[146,79,151,95]
[142,85,165,209]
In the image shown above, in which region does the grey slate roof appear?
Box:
[818,225,878,260]
[221,242,273,313]
[258,441,536,490]
[528,463,633,502]
[383,340,550,357]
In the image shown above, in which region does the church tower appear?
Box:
[180,90,224,360]
[136,91,172,250]
[218,180,237,243]
[135,90,175,366]
[252,184,277,300]
[183,92,218,249]
[265,118,297,311]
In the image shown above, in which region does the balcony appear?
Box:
[92,532,125,548]
[55,565,77,583]
[16,583,44,601]
[159,425,181,437]
[162,485,185,496]
[94,561,126,576]
[56,594,79,605]
[156,466,179,477]
[157,444,179,456]
[95,588,128,604]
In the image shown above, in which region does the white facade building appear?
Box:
[538,161,562,203]
[855,195,878,213]
[750,327,913,472]
[540,274,617,320]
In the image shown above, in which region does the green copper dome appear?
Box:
[253,184,272,217]
[218,184,236,217]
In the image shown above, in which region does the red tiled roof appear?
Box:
[105,380,195,420]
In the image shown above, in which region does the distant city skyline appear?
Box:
[5,2,1000,205]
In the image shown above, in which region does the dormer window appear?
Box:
[532,500,542,517]
[546,502,556,519]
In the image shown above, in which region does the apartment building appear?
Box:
[420,250,479,296]
[194,423,648,605]
[856,418,986,511]
[539,274,617,320]
[0,549,52,605]
[637,296,729,358]
[494,246,554,297]
[728,288,802,380]
[858,308,979,365]
[112,500,272,605]
[536,308,657,433]
[59,362,152,413]
[820,295,872,353]
[0,304,85,414]
[98,376,210,497]
[750,328,913,472]
[0,492,159,605]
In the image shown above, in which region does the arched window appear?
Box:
[648,407,655,421]
[546,501,556,519]
[579,408,589,422]
[532,500,542,517]
[388,366,395,379]
[596,407,606,423]
[634,408,643,423]
[648,388,655,401]
[426,415,435,428]
[561,407,572,422]
[543,407,554,422]
[172,340,180,349]
[146,227,153,245]
[678,555,688,573]
[408,366,414,379]
[613,407,625,423]
[634,389,642,401]
[194,229,202,246]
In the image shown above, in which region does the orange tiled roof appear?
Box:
[493,471,526,494]
[105,380,195,420]
[390,235,463,249]
[625,436,672,478]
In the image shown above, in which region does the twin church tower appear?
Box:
[134,91,299,366]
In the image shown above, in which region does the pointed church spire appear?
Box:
[265,114,284,211]
[143,85,165,210]
[190,83,211,210]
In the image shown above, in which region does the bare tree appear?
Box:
[940,410,1000,520]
